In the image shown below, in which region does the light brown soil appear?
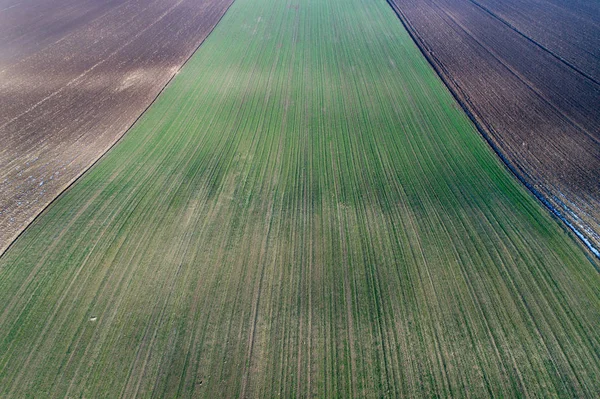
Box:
[0,0,234,255]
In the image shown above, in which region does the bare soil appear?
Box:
[387,0,600,254]
[0,0,234,255]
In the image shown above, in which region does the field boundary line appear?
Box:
[0,0,239,260]
[384,0,600,263]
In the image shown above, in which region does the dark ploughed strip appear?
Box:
[386,0,600,257]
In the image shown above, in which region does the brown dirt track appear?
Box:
[387,0,600,256]
[0,0,234,255]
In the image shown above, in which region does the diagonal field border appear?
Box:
[0,0,239,258]
[384,0,600,262]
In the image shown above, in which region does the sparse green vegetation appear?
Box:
[0,0,598,396]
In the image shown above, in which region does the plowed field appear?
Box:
[0,0,234,254]
[387,0,600,255]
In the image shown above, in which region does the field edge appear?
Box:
[0,0,239,259]
[384,0,600,262]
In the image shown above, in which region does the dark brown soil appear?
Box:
[474,0,600,82]
[387,0,600,255]
[0,0,234,254]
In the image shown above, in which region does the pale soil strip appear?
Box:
[0,0,236,256]
[0,0,183,130]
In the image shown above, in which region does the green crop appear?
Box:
[0,0,598,396]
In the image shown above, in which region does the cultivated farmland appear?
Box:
[387,0,600,255]
[0,0,234,255]
[0,0,599,397]
[474,0,600,81]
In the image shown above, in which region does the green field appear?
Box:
[1,0,599,396]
